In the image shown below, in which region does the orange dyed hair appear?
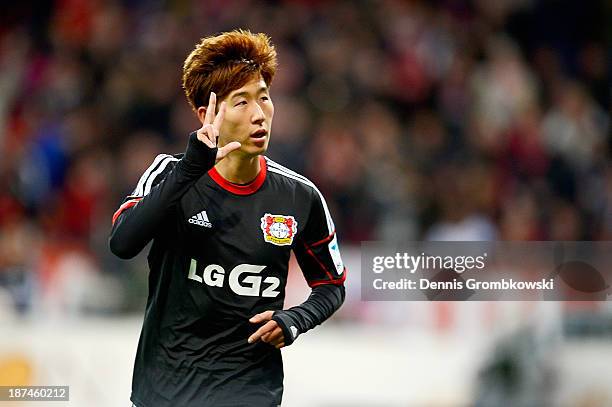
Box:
[182,29,277,111]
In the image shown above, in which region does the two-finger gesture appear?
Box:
[248,311,285,349]
[197,92,241,162]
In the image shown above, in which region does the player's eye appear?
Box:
[234,100,247,107]
[260,96,269,101]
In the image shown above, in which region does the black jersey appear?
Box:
[110,134,346,407]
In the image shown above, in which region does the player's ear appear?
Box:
[197,106,207,125]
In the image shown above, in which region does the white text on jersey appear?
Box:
[188,260,280,298]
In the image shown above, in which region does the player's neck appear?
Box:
[214,154,261,184]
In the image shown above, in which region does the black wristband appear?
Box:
[272,310,300,346]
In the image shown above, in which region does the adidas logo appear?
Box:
[188,210,212,228]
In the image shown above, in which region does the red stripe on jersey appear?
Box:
[304,245,334,280]
[208,156,267,195]
[305,230,336,248]
[308,269,347,287]
[303,244,347,288]
[301,232,344,286]
[112,198,142,225]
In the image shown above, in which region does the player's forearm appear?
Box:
[109,133,217,259]
[272,283,345,345]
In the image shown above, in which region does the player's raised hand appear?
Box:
[196,92,241,162]
[248,311,285,349]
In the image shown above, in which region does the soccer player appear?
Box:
[109,30,346,407]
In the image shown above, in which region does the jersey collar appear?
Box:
[208,156,267,195]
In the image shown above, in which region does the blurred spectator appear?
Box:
[0,0,608,315]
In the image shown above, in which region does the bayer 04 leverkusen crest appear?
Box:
[260,214,298,246]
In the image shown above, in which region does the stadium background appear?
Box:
[0,0,610,405]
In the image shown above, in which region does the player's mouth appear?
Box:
[250,129,267,146]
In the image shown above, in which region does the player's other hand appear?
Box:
[196,92,241,162]
[248,311,285,349]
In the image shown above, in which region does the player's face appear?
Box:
[218,75,274,156]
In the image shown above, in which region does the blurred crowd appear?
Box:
[0,0,609,314]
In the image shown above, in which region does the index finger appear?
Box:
[213,101,226,130]
[248,320,277,343]
[204,92,216,125]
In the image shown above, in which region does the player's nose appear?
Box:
[251,103,265,124]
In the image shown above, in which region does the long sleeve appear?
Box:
[272,283,345,346]
[272,186,347,345]
[109,133,217,259]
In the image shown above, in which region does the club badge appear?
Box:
[260,214,297,246]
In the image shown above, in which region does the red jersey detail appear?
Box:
[308,270,347,287]
[112,198,142,225]
[208,156,267,195]
[306,230,336,248]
